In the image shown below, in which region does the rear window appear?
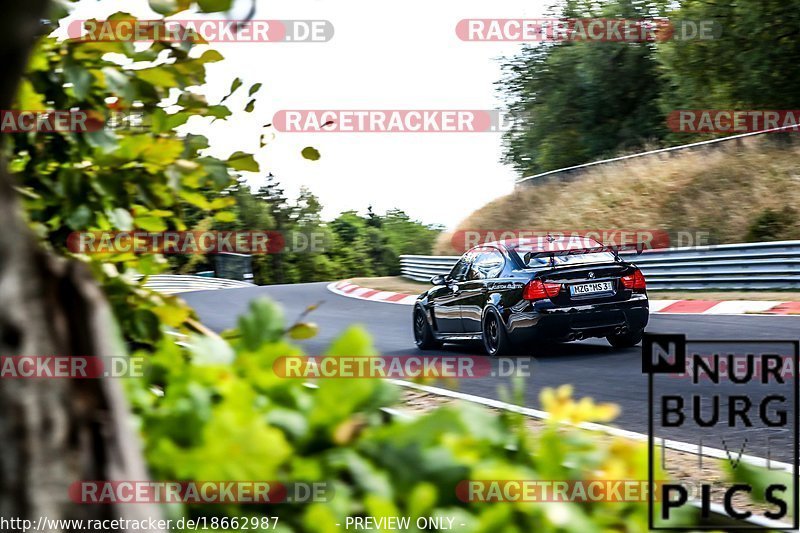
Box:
[517,250,615,267]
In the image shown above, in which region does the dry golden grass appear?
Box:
[435,139,800,255]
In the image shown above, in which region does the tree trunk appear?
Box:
[0,3,164,530]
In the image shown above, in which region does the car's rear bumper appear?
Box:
[503,294,649,343]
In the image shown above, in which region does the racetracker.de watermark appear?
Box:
[0,356,145,379]
[668,110,800,134]
[456,480,665,502]
[272,110,523,133]
[67,19,334,42]
[0,110,144,133]
[66,230,329,254]
[70,481,331,504]
[273,355,533,379]
[450,229,674,254]
[456,18,720,42]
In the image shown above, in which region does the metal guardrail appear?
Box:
[142,274,253,294]
[401,240,800,290]
[517,123,798,186]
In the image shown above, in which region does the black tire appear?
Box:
[482,309,513,356]
[413,307,441,350]
[606,328,644,349]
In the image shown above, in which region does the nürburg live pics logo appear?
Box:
[643,333,799,530]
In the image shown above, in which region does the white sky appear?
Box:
[67,0,549,228]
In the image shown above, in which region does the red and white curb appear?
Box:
[327,281,419,305]
[328,280,800,315]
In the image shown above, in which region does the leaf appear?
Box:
[189,333,235,366]
[208,197,236,209]
[179,190,211,209]
[325,325,376,357]
[205,105,232,119]
[197,0,233,12]
[302,146,321,161]
[134,67,178,88]
[151,302,191,327]
[407,483,438,517]
[131,309,160,343]
[237,299,285,351]
[64,64,93,100]
[148,0,174,14]
[244,99,255,113]
[177,92,209,109]
[266,408,309,440]
[141,138,184,166]
[16,80,45,109]
[115,135,151,159]
[47,0,71,22]
[198,157,231,187]
[85,129,119,152]
[66,205,92,230]
[724,460,794,507]
[221,77,242,102]
[248,83,262,96]
[288,322,319,340]
[198,49,224,63]
[134,215,168,232]
[214,211,236,222]
[227,151,259,172]
[108,208,133,230]
[152,110,192,133]
[101,67,134,102]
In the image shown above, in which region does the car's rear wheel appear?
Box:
[482,310,512,356]
[413,307,441,350]
[606,328,644,349]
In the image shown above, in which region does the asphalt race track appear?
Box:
[182,282,800,461]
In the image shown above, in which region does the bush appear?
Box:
[127,298,691,532]
[746,206,798,242]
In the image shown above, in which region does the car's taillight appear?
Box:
[523,279,562,300]
[621,269,646,291]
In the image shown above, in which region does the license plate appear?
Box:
[569,280,613,295]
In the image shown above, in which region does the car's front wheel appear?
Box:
[606,328,644,349]
[413,307,441,350]
[482,310,512,356]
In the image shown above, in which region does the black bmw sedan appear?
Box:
[412,236,649,356]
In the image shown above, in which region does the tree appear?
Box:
[658,0,800,142]
[500,0,668,176]
[0,0,166,526]
[0,1,256,528]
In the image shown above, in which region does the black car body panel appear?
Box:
[414,238,649,349]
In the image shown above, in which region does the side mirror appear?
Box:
[430,274,446,286]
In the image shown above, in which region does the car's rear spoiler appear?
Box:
[522,243,644,266]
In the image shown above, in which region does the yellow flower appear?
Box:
[540,385,620,424]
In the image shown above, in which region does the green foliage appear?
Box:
[723,460,794,511]
[658,0,800,113]
[9,4,696,532]
[501,0,800,176]
[196,177,442,284]
[745,206,798,242]
[301,146,321,161]
[501,0,667,176]
[8,9,258,349]
[129,297,685,532]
